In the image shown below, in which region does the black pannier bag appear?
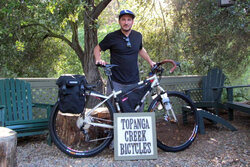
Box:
[56,75,87,114]
[119,81,152,112]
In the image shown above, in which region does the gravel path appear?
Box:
[17,112,250,167]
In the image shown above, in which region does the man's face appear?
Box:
[119,15,134,32]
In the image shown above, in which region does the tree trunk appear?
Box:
[73,0,112,95]
[82,1,104,94]
[72,0,112,108]
[56,109,110,146]
[0,127,17,167]
[82,20,103,93]
[55,113,85,146]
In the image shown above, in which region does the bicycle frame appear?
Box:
[82,73,165,129]
[50,60,198,156]
[81,59,178,131]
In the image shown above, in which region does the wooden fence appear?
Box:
[0,76,202,118]
[7,76,202,104]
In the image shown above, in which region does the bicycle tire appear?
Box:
[49,93,115,158]
[148,91,198,152]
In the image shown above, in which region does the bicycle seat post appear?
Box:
[105,67,115,91]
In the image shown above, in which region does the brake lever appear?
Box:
[96,63,106,67]
[174,61,181,71]
[151,63,160,73]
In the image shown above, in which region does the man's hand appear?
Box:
[94,45,107,66]
[139,48,156,68]
[95,59,107,66]
[150,61,156,68]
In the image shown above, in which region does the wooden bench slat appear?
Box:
[10,79,18,120]
[227,102,250,113]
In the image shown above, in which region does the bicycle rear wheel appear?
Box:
[148,91,198,152]
[49,93,115,157]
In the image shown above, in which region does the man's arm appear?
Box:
[139,48,155,67]
[94,45,106,65]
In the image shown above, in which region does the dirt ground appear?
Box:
[16,110,249,167]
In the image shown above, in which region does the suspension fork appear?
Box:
[157,86,178,122]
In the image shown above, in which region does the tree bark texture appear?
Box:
[81,0,112,93]
[53,1,114,144]
[0,127,17,167]
[83,1,103,93]
[55,113,85,146]
[56,108,110,146]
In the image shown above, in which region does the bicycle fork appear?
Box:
[160,92,178,123]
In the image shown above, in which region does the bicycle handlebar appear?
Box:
[151,59,178,74]
[159,59,177,73]
[96,63,118,69]
[97,59,179,75]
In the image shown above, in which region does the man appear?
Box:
[94,9,155,96]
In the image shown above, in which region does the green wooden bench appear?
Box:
[185,68,226,114]
[0,79,53,142]
[185,68,236,134]
[0,105,5,126]
[224,85,250,120]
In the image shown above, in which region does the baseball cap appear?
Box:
[119,10,135,19]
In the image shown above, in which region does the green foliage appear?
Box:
[96,0,249,101]
[0,0,249,98]
[232,88,249,102]
[0,0,65,77]
[0,0,87,77]
[50,41,83,77]
[229,66,250,101]
[183,0,249,77]
[106,0,249,81]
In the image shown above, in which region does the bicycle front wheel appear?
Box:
[148,91,198,152]
[49,93,115,158]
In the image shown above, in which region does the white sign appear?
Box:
[114,112,157,160]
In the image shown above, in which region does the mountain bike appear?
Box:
[49,59,199,158]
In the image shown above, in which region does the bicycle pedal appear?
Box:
[169,119,177,123]
[164,115,177,123]
[164,115,169,121]
[85,133,90,142]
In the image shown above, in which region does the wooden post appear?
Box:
[0,127,17,167]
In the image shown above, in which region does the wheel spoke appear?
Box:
[148,92,198,152]
[49,94,114,157]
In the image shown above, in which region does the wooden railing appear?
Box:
[1,76,202,104]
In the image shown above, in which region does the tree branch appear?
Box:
[69,20,85,56]
[92,0,112,19]
[20,23,74,49]
[46,32,73,48]
[21,23,51,33]
[70,21,79,46]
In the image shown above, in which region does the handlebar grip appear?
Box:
[96,64,119,69]
[159,59,177,73]
[96,63,105,67]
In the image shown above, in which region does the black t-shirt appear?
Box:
[99,30,143,84]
